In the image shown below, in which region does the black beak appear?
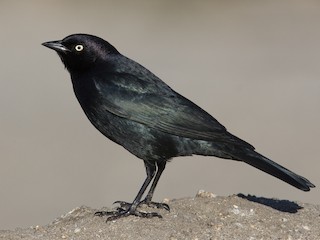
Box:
[42,40,70,53]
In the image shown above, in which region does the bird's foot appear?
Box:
[113,200,169,211]
[94,201,163,221]
[139,199,170,211]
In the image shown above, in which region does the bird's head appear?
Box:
[42,34,119,73]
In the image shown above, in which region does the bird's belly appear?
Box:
[85,107,179,161]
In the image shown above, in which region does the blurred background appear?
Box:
[0,0,319,230]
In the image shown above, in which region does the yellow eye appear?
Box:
[75,44,84,51]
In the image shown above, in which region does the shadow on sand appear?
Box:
[237,193,303,213]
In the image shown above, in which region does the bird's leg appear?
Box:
[95,162,162,221]
[139,161,170,211]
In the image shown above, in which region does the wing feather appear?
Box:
[93,72,254,149]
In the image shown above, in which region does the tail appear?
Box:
[240,151,315,191]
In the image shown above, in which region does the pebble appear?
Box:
[196,190,217,198]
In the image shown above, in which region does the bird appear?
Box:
[42,34,315,221]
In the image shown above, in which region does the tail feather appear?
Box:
[240,151,315,191]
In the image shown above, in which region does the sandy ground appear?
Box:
[1,191,319,240]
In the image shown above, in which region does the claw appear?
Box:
[106,209,162,222]
[95,200,164,221]
[94,210,115,217]
[140,200,170,211]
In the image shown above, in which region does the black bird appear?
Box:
[42,34,315,221]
